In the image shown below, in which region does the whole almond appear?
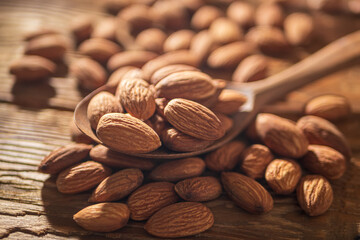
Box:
[70,58,107,90]
[265,159,302,195]
[149,157,205,182]
[175,176,222,202]
[151,64,199,85]
[215,112,234,133]
[207,41,256,69]
[145,202,214,238]
[240,144,274,179]
[89,168,143,202]
[151,0,188,30]
[87,91,123,130]
[190,30,217,64]
[56,161,112,194]
[211,89,247,115]
[255,3,284,27]
[73,203,129,232]
[205,140,246,172]
[197,78,226,108]
[232,54,268,82]
[38,143,92,174]
[165,98,225,141]
[191,5,223,30]
[107,51,158,72]
[91,17,116,41]
[96,113,161,154]
[209,17,243,44]
[23,28,58,41]
[24,34,68,61]
[118,4,152,32]
[221,172,273,214]
[70,15,93,43]
[78,38,122,64]
[297,175,333,216]
[121,68,143,82]
[155,71,216,101]
[9,56,56,82]
[161,127,214,152]
[164,30,195,52]
[256,113,309,158]
[296,115,351,159]
[284,13,314,46]
[116,78,156,120]
[135,28,167,53]
[107,66,139,88]
[304,94,351,121]
[227,1,255,27]
[302,145,346,180]
[127,182,179,221]
[90,144,154,170]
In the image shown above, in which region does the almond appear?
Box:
[304,94,352,121]
[175,176,222,202]
[215,112,234,133]
[265,158,302,195]
[116,78,156,120]
[302,145,346,180]
[107,51,158,72]
[145,202,214,238]
[89,168,143,202]
[91,17,116,41]
[161,127,214,152]
[151,0,188,30]
[90,144,154,170]
[70,15,93,43]
[150,64,199,85]
[205,140,246,172]
[296,115,351,159]
[155,71,216,101]
[284,13,314,46]
[227,1,255,28]
[73,203,129,232]
[118,4,152,32]
[232,54,268,82]
[9,56,56,82]
[207,41,256,69]
[197,78,226,108]
[149,157,205,182]
[121,67,143,81]
[164,98,224,140]
[24,34,68,61]
[221,172,273,214]
[163,29,195,52]
[23,28,58,41]
[127,182,179,220]
[56,161,112,194]
[87,91,123,130]
[255,3,284,27]
[70,58,107,90]
[256,113,309,158]
[191,5,223,30]
[297,175,333,216]
[96,113,161,154]
[211,89,247,115]
[78,38,122,64]
[209,17,243,45]
[38,143,92,174]
[107,66,138,88]
[135,28,167,53]
[240,144,274,179]
[191,30,217,65]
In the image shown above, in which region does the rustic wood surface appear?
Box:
[0,0,359,239]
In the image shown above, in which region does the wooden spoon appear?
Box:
[75,31,360,159]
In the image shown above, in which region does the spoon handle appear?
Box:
[246,30,360,107]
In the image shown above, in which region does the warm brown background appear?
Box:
[0,0,359,239]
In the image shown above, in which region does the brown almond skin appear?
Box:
[73,203,129,232]
[215,112,234,133]
[284,13,314,46]
[135,28,167,54]
[205,140,246,172]
[70,15,93,43]
[211,89,247,115]
[151,64,199,85]
[151,1,188,31]
[209,17,243,45]
[265,159,302,195]
[165,98,225,141]
[9,56,56,82]
[190,30,217,64]
[87,91,123,130]
[78,38,122,64]
[191,5,223,30]
[118,4,152,32]
[302,145,346,180]
[163,30,195,52]
[297,175,333,216]
[227,1,255,27]
[107,51,158,72]
[145,202,214,238]
[90,144,154,170]
[197,79,226,108]
[150,157,205,182]
[256,113,309,158]
[24,34,68,61]
[56,161,112,194]
[127,182,179,221]
[38,143,92,174]
[89,168,143,203]
[107,66,138,88]
[221,172,273,214]
[255,3,284,27]
[23,28,59,41]
[232,54,268,83]
[240,144,274,179]
[91,17,116,41]
[96,113,161,154]
[175,176,222,202]
[161,127,214,152]
[296,115,351,159]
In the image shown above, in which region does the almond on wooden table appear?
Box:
[284,13,314,46]
[89,168,143,202]
[107,51,158,72]
[145,202,214,238]
[78,38,122,64]
[73,203,129,232]
[240,144,274,179]
[232,54,268,83]
[70,58,107,90]
[24,34,68,61]
[191,5,223,30]
[227,1,255,28]
[135,28,167,53]
[211,89,247,115]
[163,29,195,52]
[127,182,179,221]
[209,17,243,45]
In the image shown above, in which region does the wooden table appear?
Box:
[0,0,359,239]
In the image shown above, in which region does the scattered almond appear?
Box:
[209,17,243,44]
[284,13,314,46]
[135,28,167,53]
[240,144,274,179]
[70,58,107,90]
[232,54,268,82]
[164,29,195,52]
[255,3,284,27]
[107,51,158,72]
[78,38,122,64]
[227,1,255,27]
[191,5,223,30]
[70,15,93,43]
[24,34,68,61]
